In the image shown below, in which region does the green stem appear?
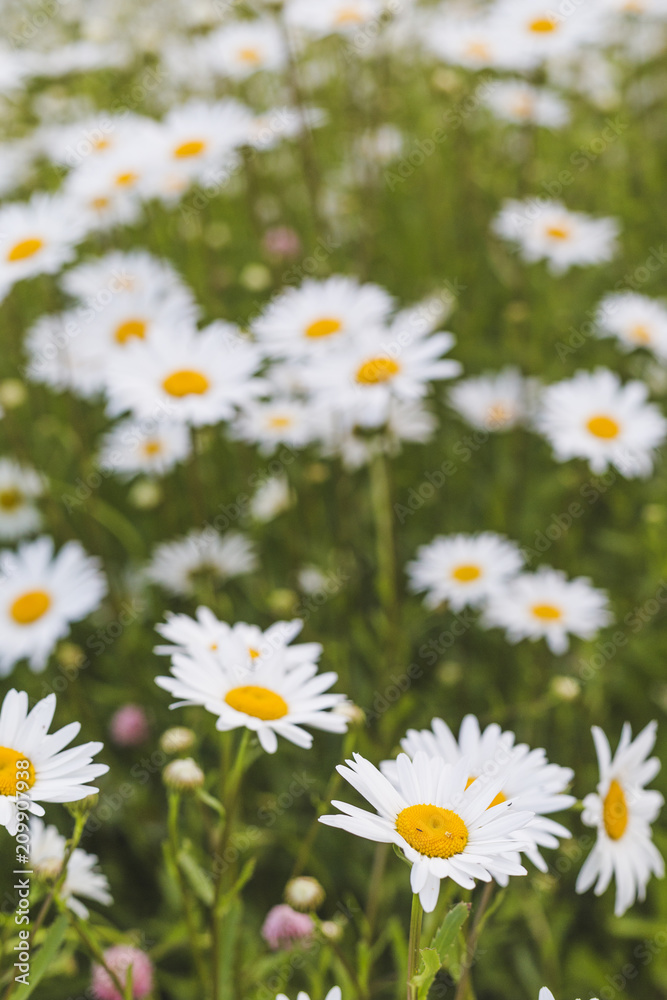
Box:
[166,792,209,992]
[65,909,128,999]
[406,893,424,1000]
[369,451,398,623]
[454,882,494,1000]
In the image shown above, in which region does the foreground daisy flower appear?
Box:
[320,751,532,912]
[252,276,393,360]
[0,193,85,298]
[448,367,539,432]
[155,628,347,754]
[492,199,619,274]
[0,537,107,674]
[576,722,664,916]
[536,369,667,478]
[146,530,257,596]
[30,817,113,918]
[407,532,523,611]
[595,292,667,359]
[482,567,611,655]
[0,689,108,835]
[0,459,44,540]
[382,716,575,876]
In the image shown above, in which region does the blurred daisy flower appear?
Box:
[595,292,667,359]
[493,198,619,274]
[250,475,293,522]
[481,80,570,128]
[231,398,323,454]
[155,618,348,754]
[152,99,252,185]
[146,529,257,597]
[99,417,192,478]
[0,689,108,835]
[448,367,539,431]
[382,715,575,876]
[61,250,190,303]
[539,991,598,1000]
[0,459,44,540]
[31,817,113,918]
[321,751,532,912]
[276,991,341,1000]
[482,566,612,655]
[0,537,107,674]
[407,532,523,611]
[576,721,664,916]
[286,0,387,37]
[536,369,667,478]
[206,19,288,79]
[0,194,85,299]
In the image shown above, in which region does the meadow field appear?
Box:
[0,2,666,999]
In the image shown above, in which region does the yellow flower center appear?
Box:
[356,357,401,385]
[143,440,162,456]
[529,16,558,32]
[486,403,512,427]
[268,416,293,429]
[546,226,570,240]
[162,370,210,398]
[631,323,651,344]
[10,590,52,625]
[0,489,23,511]
[396,804,468,858]
[335,6,364,24]
[91,196,110,211]
[0,748,36,797]
[531,603,562,621]
[603,779,628,840]
[248,647,261,659]
[7,238,44,263]
[586,415,620,440]
[115,171,138,187]
[173,139,207,159]
[92,137,111,151]
[224,685,288,720]
[465,776,507,809]
[305,317,343,339]
[465,40,491,59]
[238,47,262,63]
[451,564,482,583]
[114,318,147,344]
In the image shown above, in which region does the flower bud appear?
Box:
[284,876,325,912]
[163,757,204,792]
[160,727,196,754]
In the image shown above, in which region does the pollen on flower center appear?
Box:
[248,647,261,659]
[465,776,507,809]
[268,416,293,429]
[335,6,364,24]
[91,197,110,211]
[631,323,651,344]
[451,564,482,583]
[173,139,207,159]
[586,415,620,440]
[305,317,343,339]
[466,40,491,59]
[143,440,162,456]
[396,803,468,858]
[162,370,210,398]
[0,489,22,511]
[0,747,36,796]
[114,319,147,344]
[7,238,44,263]
[546,226,570,240]
[238,47,261,63]
[356,357,401,385]
[532,603,562,621]
[529,16,558,32]
[603,779,629,840]
[224,685,288,721]
[10,590,52,625]
[115,171,138,187]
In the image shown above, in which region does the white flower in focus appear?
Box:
[576,722,664,916]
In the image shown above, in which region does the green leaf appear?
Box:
[14,914,68,999]
[410,948,441,999]
[215,857,256,917]
[430,901,470,962]
[177,850,215,907]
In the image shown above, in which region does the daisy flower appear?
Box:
[30,817,113,918]
[146,530,257,597]
[494,0,599,62]
[247,106,328,153]
[482,567,612,655]
[206,20,288,79]
[277,991,341,1000]
[286,0,387,37]
[25,313,103,401]
[308,328,461,429]
[103,323,264,427]
[155,614,322,675]
[419,12,536,72]
[320,751,532,912]
[595,292,667,359]
[448,368,539,432]
[250,475,293,522]
[536,369,667,478]
[482,81,570,128]
[39,112,148,169]
[576,722,664,916]
[231,398,323,454]
[381,715,575,876]
[62,161,144,234]
[492,199,619,274]
[0,689,108,836]
[539,992,598,1000]
[0,537,107,674]
[61,250,190,304]
[155,626,347,754]
[0,194,86,299]
[99,418,192,478]
[407,533,524,611]
[0,459,44,540]
[251,276,394,360]
[151,100,253,185]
